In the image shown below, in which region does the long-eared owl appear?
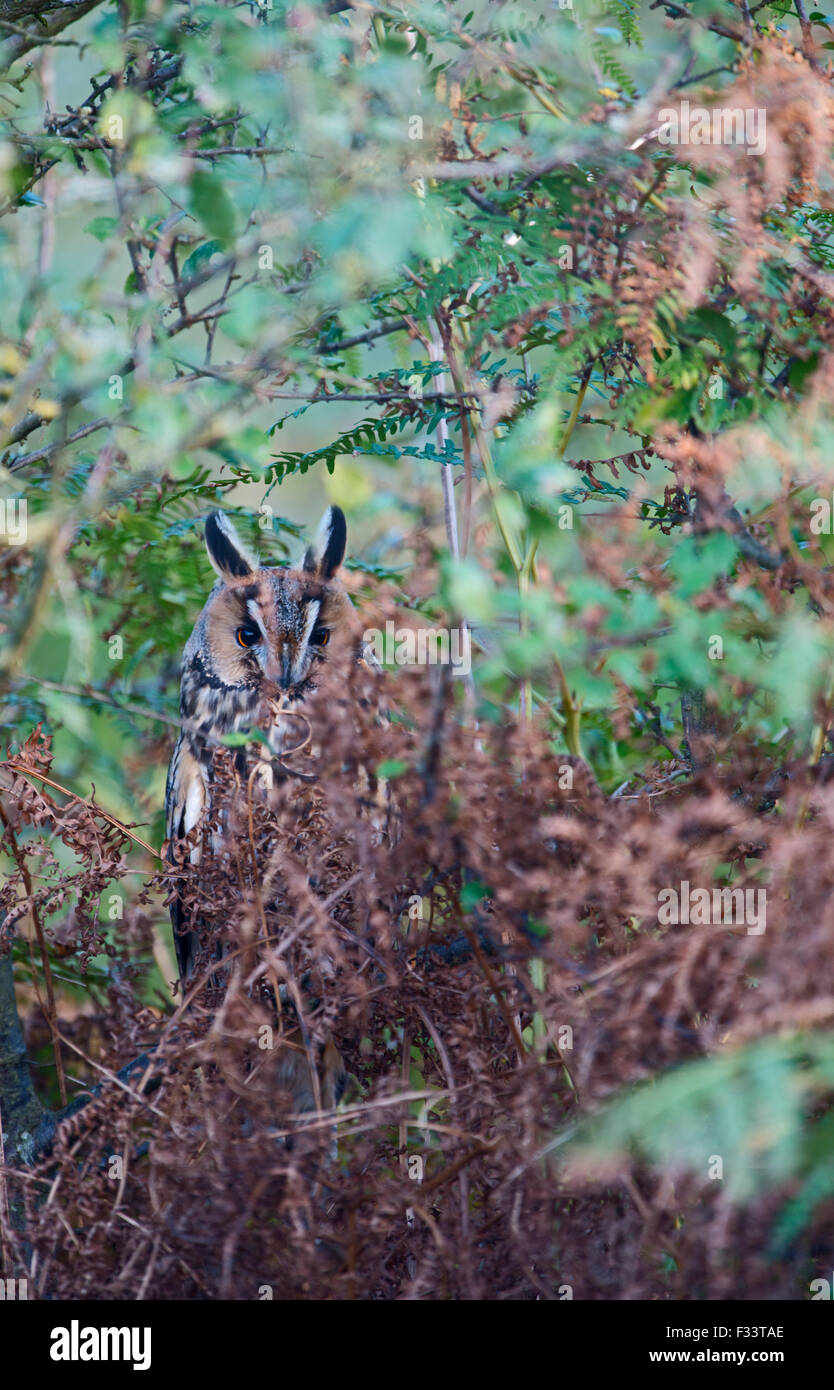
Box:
[164,505,354,1111]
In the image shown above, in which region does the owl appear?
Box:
[164,505,354,1112]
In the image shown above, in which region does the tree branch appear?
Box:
[317,317,408,353]
[0,0,105,70]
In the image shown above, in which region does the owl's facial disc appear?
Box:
[250,584,329,694]
[199,505,350,703]
[205,574,342,700]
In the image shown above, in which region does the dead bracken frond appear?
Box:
[2,621,834,1300]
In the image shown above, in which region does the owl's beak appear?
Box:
[259,643,294,693]
[279,645,293,691]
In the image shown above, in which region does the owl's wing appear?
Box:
[165,733,208,988]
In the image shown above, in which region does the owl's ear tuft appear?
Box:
[303,505,346,580]
[205,511,257,582]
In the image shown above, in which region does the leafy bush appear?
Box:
[3,0,834,1300]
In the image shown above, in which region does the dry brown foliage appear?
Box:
[3,611,834,1301]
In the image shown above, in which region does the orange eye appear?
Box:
[311,625,330,648]
[236,625,260,648]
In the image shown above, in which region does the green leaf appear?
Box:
[376,759,407,778]
[83,216,118,242]
[668,533,738,598]
[788,353,819,392]
[461,880,492,911]
[180,238,224,282]
[219,729,272,749]
[690,307,737,354]
[189,170,237,248]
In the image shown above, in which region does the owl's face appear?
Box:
[179,507,354,750]
[204,568,345,696]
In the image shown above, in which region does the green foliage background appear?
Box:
[3,0,834,1288]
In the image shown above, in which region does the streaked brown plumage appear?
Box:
[164,506,352,1112]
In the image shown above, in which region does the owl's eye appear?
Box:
[236,625,260,649]
[310,625,330,648]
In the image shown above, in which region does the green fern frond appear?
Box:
[602,0,643,47]
[567,1033,834,1228]
[591,36,638,97]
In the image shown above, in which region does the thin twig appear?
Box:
[4,761,160,858]
[0,805,67,1105]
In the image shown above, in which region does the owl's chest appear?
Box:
[182,671,262,738]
